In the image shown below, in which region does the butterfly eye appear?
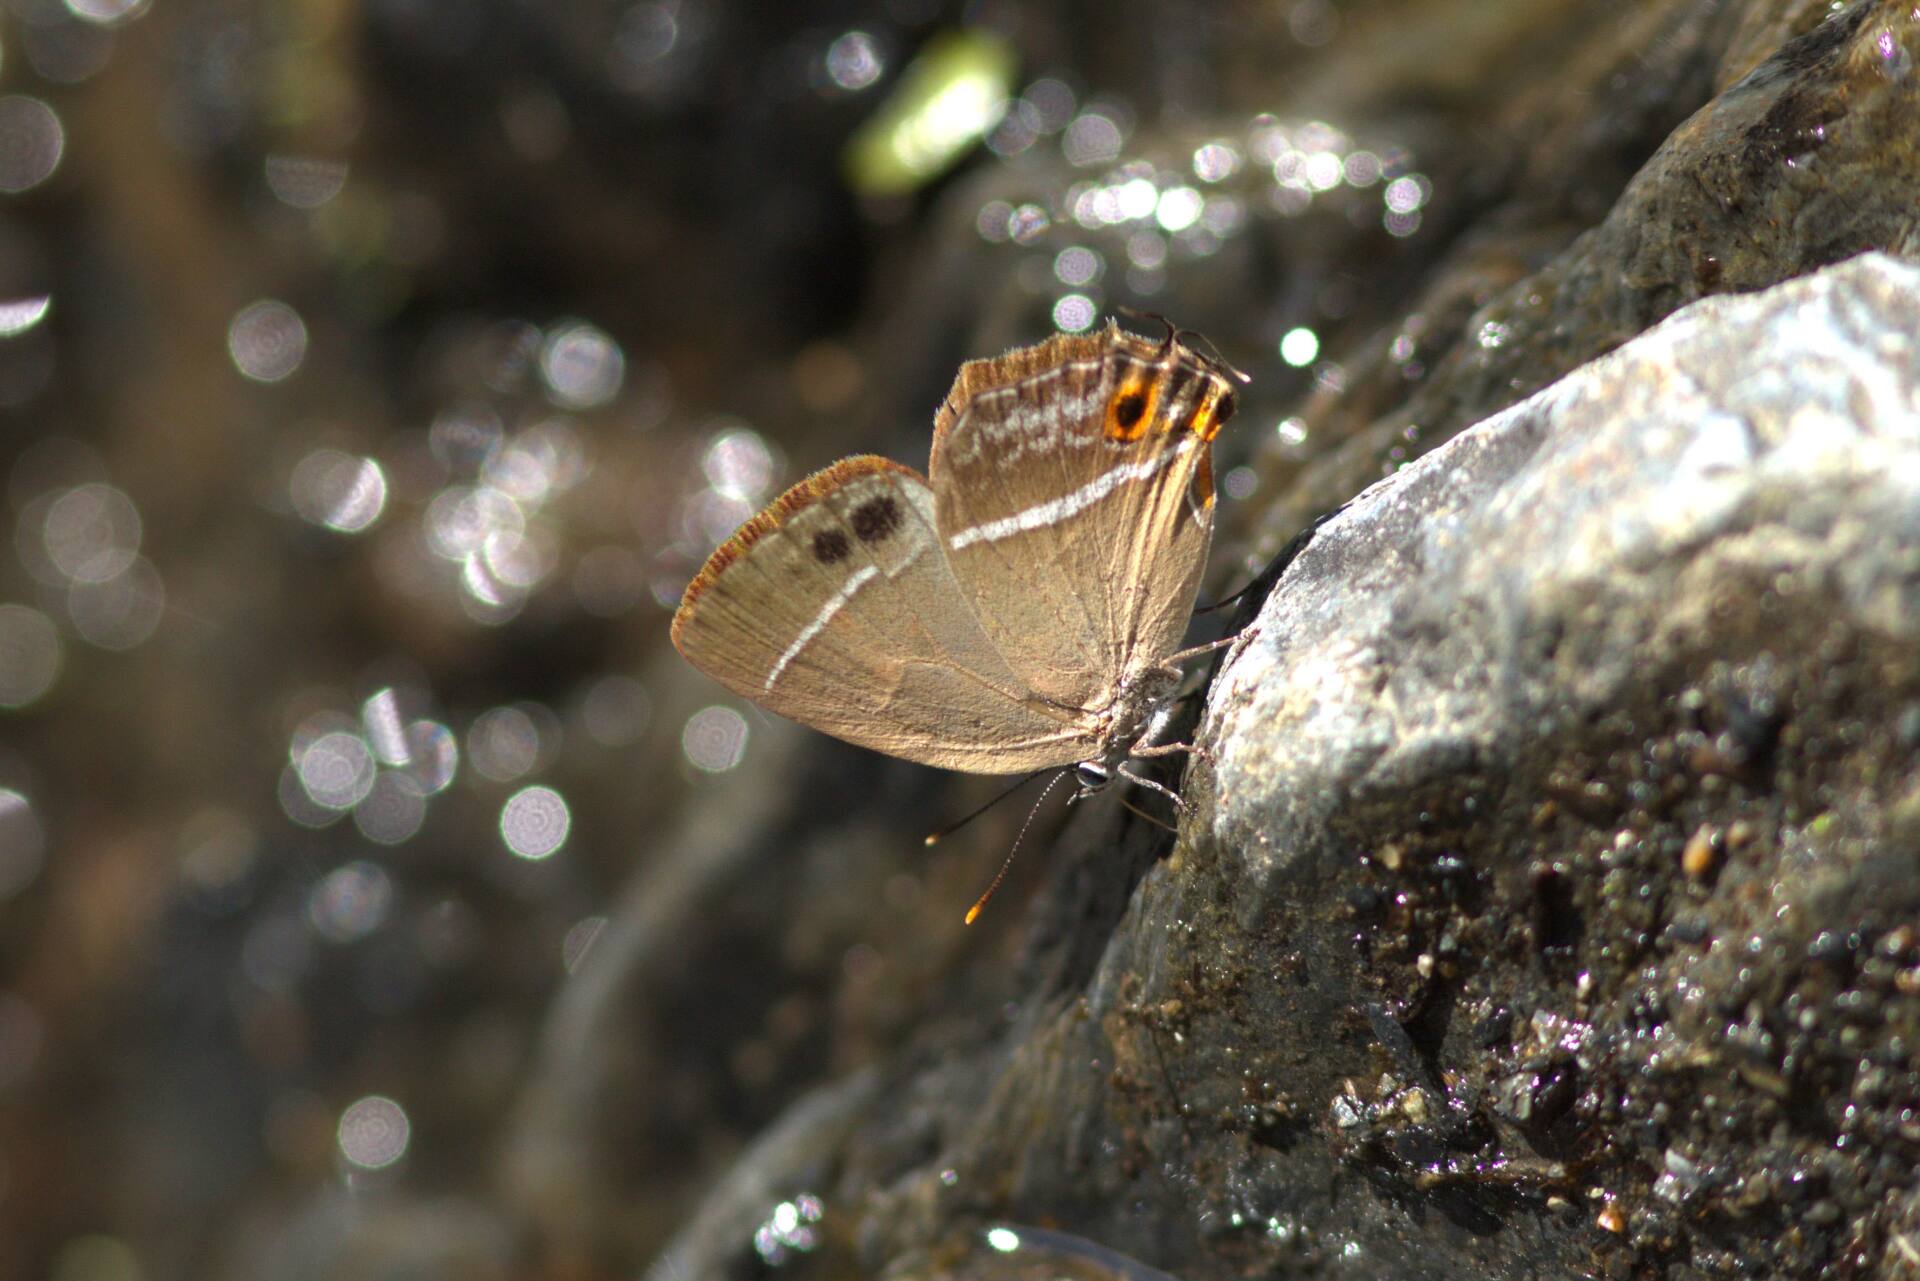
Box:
[1215,390,1238,423]
[1074,762,1111,791]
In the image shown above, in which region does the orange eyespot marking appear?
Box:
[1104,381,1155,441]
[1184,383,1234,443]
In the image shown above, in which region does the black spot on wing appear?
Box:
[811,529,851,564]
[850,495,902,543]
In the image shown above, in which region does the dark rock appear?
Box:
[652,252,1920,1278]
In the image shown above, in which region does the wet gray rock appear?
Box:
[649,254,1920,1278]
[1199,250,1920,1274]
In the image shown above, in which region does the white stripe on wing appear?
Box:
[945,439,1194,551]
[764,564,880,692]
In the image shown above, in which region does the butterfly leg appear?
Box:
[1133,738,1216,766]
[1162,629,1251,669]
[1117,765,1190,813]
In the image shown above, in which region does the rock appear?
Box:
[652,253,1920,1278]
[1206,250,1920,1275]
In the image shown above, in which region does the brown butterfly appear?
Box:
[671,320,1242,809]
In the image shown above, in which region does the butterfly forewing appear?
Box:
[671,457,1099,773]
[928,324,1234,710]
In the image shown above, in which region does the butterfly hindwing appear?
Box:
[672,457,1098,773]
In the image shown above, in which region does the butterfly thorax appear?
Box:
[1072,663,1183,794]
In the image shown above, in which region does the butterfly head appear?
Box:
[1071,760,1113,797]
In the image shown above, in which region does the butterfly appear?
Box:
[671,319,1243,811]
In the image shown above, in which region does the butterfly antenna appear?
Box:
[1113,306,1249,384]
[1114,304,1177,353]
[923,769,1048,847]
[964,770,1072,925]
[1118,793,1179,834]
[1178,328,1252,385]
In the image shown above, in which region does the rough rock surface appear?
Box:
[1208,250,1920,1277]
[651,253,1920,1278]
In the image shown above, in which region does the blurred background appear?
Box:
[0,0,1717,1276]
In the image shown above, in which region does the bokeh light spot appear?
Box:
[394,720,458,796]
[1052,246,1101,287]
[0,97,65,193]
[428,404,504,475]
[540,320,624,409]
[1344,150,1383,186]
[1006,202,1049,244]
[42,482,140,583]
[228,300,308,383]
[501,785,569,859]
[1061,110,1122,167]
[1155,186,1203,233]
[1116,177,1158,221]
[425,486,522,562]
[984,99,1040,157]
[0,789,46,901]
[64,0,149,25]
[23,21,113,85]
[1051,293,1096,334]
[682,705,748,772]
[68,557,164,650]
[240,912,313,991]
[297,731,377,811]
[361,688,409,767]
[1303,150,1344,192]
[307,860,393,943]
[353,773,428,845]
[1022,78,1075,132]
[0,604,62,707]
[579,674,650,747]
[263,155,349,209]
[0,296,51,336]
[1126,230,1166,270]
[337,1095,409,1170]
[278,764,338,829]
[974,199,1013,242]
[469,705,545,782]
[824,31,882,91]
[562,915,607,973]
[1385,209,1422,237]
[1384,174,1427,214]
[753,1193,825,1264]
[1279,326,1320,367]
[291,450,387,533]
[702,427,774,502]
[1192,140,1241,182]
